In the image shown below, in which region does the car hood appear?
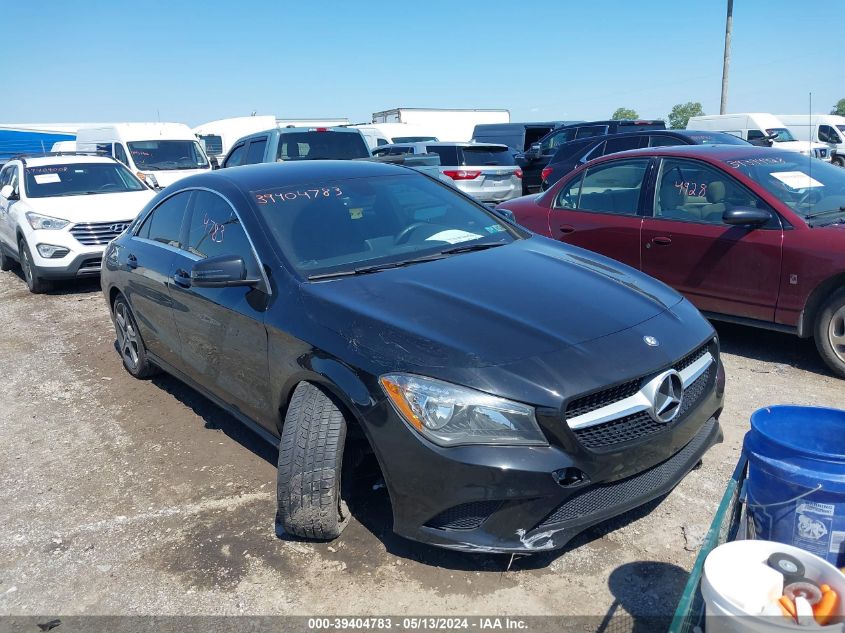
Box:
[301,236,684,369]
[24,190,156,223]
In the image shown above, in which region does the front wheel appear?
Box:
[815,287,845,378]
[834,155,845,168]
[19,238,50,293]
[277,382,350,540]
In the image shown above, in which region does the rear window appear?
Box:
[425,145,459,165]
[682,131,749,145]
[276,132,370,161]
[198,134,223,155]
[459,146,515,166]
[615,121,666,131]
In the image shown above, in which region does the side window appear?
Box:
[747,130,766,141]
[245,138,268,164]
[819,125,841,144]
[554,172,584,209]
[376,138,389,146]
[184,191,259,276]
[371,147,390,157]
[649,135,685,148]
[540,128,576,154]
[604,136,645,154]
[425,145,459,165]
[136,191,192,247]
[7,165,20,194]
[0,165,12,188]
[654,158,763,225]
[582,141,605,163]
[559,159,649,215]
[575,125,609,139]
[114,143,129,166]
[96,143,113,157]
[224,143,247,168]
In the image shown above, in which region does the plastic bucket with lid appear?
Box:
[744,405,845,567]
[702,540,845,632]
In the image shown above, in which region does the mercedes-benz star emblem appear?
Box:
[650,370,684,423]
[643,335,659,347]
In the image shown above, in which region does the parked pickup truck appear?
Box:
[220,126,371,168]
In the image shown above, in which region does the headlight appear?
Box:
[25,212,69,230]
[380,373,547,447]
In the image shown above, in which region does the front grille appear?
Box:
[537,418,715,529]
[424,500,502,531]
[565,342,713,450]
[70,220,132,246]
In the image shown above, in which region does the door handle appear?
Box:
[651,236,673,246]
[173,269,191,288]
[558,225,576,235]
[126,254,138,269]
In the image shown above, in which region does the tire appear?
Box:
[18,238,50,293]
[0,244,14,271]
[112,294,158,379]
[277,382,350,540]
[814,287,845,378]
[834,155,845,168]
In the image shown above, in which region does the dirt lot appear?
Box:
[1,269,844,620]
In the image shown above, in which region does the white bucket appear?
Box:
[702,540,845,632]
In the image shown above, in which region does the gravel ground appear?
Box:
[1,269,844,621]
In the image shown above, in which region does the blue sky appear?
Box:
[6,0,843,126]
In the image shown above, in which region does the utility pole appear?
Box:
[720,0,733,114]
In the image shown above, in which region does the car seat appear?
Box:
[290,197,369,264]
[700,181,727,223]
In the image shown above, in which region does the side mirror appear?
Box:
[722,207,771,227]
[524,143,541,161]
[0,184,17,200]
[209,155,220,170]
[190,254,260,288]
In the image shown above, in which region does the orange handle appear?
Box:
[780,595,797,620]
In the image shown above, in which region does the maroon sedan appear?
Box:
[498,145,845,377]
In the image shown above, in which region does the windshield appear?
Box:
[765,128,796,143]
[684,131,750,145]
[459,146,515,166]
[251,174,517,277]
[277,132,370,160]
[128,140,209,170]
[725,151,845,224]
[24,163,147,198]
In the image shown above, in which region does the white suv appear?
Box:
[0,154,155,293]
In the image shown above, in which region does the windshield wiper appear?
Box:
[439,242,506,255]
[307,253,448,280]
[805,206,845,220]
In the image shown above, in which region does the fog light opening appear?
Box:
[554,467,590,488]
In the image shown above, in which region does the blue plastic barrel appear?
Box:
[744,405,845,567]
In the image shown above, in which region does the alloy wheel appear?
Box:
[21,246,33,287]
[115,302,140,370]
[830,304,845,363]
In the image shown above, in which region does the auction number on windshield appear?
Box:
[255,187,343,204]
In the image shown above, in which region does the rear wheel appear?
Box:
[19,238,50,293]
[277,382,350,540]
[113,295,158,378]
[815,287,845,378]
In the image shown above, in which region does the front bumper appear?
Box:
[34,250,104,279]
[372,356,725,553]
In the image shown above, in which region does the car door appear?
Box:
[167,189,273,428]
[547,157,651,269]
[0,164,19,251]
[640,157,783,321]
[122,190,194,369]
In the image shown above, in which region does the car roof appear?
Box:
[189,160,413,192]
[379,141,509,149]
[590,144,783,162]
[14,154,117,167]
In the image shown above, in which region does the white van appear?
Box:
[777,114,845,166]
[75,123,211,189]
[686,113,831,161]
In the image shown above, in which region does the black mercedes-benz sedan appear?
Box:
[101,160,724,553]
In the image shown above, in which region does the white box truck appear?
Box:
[777,114,845,167]
[76,123,211,189]
[686,113,831,161]
[350,122,440,150]
[371,108,509,143]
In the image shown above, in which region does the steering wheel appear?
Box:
[796,188,822,208]
[99,183,121,191]
[394,222,431,245]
